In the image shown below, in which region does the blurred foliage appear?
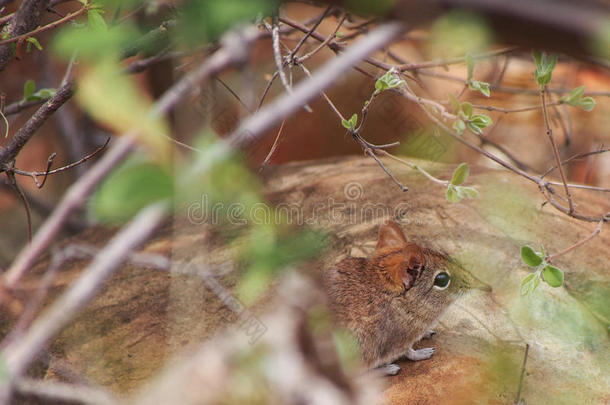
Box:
[176,0,271,47]
[426,10,492,58]
[89,154,174,223]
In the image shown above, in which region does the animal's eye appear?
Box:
[433,272,450,289]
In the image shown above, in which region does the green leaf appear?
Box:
[33,88,56,99]
[91,157,174,223]
[374,69,404,94]
[446,185,459,203]
[469,80,490,97]
[448,93,461,114]
[342,113,357,131]
[25,37,42,51]
[88,9,108,31]
[23,80,36,100]
[466,53,475,81]
[460,102,473,118]
[533,50,557,88]
[520,273,537,296]
[453,118,466,135]
[577,96,595,112]
[456,185,478,199]
[564,85,585,105]
[521,245,543,267]
[451,163,469,185]
[542,265,564,287]
[467,121,483,135]
[467,114,493,135]
[470,114,493,128]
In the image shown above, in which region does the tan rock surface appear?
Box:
[6,156,608,404]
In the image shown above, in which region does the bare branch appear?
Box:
[547,219,604,263]
[0,80,74,169]
[0,5,87,47]
[152,27,258,117]
[540,89,574,213]
[227,22,407,148]
[0,0,50,71]
[2,135,136,289]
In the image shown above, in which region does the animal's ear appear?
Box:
[400,243,425,290]
[376,221,408,251]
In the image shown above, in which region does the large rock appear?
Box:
[8,156,609,404]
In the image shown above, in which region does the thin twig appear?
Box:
[540,89,574,213]
[376,149,448,186]
[540,147,610,178]
[216,77,252,113]
[0,0,51,71]
[547,219,604,263]
[297,13,346,63]
[298,62,406,190]
[472,100,562,114]
[226,22,407,149]
[2,136,137,289]
[288,4,333,61]
[257,71,279,111]
[260,118,286,168]
[272,7,293,95]
[397,47,518,71]
[5,171,32,242]
[514,343,530,405]
[152,27,258,116]
[0,5,88,47]
[13,138,110,186]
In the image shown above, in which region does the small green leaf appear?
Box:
[460,102,473,118]
[564,85,585,105]
[456,185,478,199]
[521,246,543,267]
[33,88,56,99]
[26,37,42,51]
[470,114,493,129]
[341,113,357,131]
[446,185,459,203]
[542,265,564,287]
[23,80,36,100]
[469,80,490,97]
[520,273,536,296]
[451,163,469,186]
[88,9,108,32]
[577,96,595,112]
[533,51,557,88]
[374,69,404,94]
[453,118,466,135]
[467,121,483,135]
[466,53,475,81]
[448,93,460,114]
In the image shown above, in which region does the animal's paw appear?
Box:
[406,347,435,361]
[377,363,401,376]
[422,330,436,339]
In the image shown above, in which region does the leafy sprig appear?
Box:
[519,245,564,295]
[449,94,493,135]
[446,163,478,203]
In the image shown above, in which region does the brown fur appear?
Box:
[323,221,480,368]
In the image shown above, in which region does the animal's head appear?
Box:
[369,221,489,301]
